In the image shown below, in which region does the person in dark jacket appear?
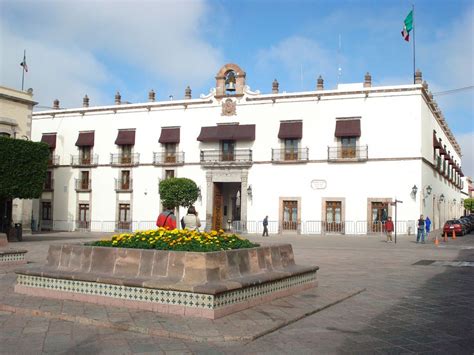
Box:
[262,216,269,237]
[416,214,425,244]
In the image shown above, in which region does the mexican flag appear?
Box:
[401,10,413,41]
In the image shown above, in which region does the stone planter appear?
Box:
[15,244,318,319]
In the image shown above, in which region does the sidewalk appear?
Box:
[1,231,473,354]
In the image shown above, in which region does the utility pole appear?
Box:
[392,199,404,244]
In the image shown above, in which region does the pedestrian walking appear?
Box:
[384,216,394,242]
[416,214,425,243]
[425,216,431,239]
[156,206,177,230]
[183,206,201,231]
[262,216,269,237]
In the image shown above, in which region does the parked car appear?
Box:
[442,220,466,236]
[459,217,473,234]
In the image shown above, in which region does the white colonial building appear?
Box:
[31,64,467,235]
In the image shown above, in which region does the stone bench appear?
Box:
[0,248,27,266]
[15,244,318,318]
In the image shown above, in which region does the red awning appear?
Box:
[335,119,361,137]
[41,133,56,149]
[75,131,95,147]
[197,124,255,142]
[159,128,180,144]
[115,130,135,145]
[278,121,302,139]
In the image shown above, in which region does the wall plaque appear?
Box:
[311,179,327,190]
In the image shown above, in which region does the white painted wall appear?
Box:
[31,83,466,234]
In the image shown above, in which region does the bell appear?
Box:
[226,81,236,91]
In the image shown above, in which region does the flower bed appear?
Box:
[91,228,259,252]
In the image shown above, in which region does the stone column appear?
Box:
[240,171,248,233]
[205,172,213,231]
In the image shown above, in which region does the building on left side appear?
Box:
[0,86,37,234]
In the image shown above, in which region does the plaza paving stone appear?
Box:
[0,230,473,354]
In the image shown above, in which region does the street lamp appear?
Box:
[411,185,418,197]
[439,194,445,202]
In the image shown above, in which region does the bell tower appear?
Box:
[215,63,246,98]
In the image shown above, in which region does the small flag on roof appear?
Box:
[20,52,28,72]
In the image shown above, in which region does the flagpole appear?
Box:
[21,50,26,91]
[412,4,416,84]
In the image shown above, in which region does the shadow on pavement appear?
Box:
[338,248,474,354]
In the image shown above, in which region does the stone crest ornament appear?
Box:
[221,98,236,116]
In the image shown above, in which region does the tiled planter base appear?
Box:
[15,271,317,319]
[15,243,318,318]
[0,249,27,266]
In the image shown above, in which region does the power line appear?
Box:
[433,86,474,96]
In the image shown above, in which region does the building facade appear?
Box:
[31,64,467,234]
[0,86,37,233]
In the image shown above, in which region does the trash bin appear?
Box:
[14,223,22,241]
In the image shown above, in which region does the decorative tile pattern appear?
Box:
[17,271,316,311]
[0,253,26,263]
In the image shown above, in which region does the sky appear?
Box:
[0,0,473,176]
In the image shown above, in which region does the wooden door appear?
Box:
[118,203,131,230]
[78,204,90,229]
[325,201,342,232]
[282,200,298,230]
[371,202,388,232]
[212,183,223,230]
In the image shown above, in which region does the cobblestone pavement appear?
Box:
[1,230,473,354]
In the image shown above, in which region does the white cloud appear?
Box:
[457,131,474,179]
[256,36,337,89]
[0,0,223,107]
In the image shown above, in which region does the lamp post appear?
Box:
[391,199,403,244]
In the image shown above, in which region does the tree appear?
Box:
[159,178,200,212]
[0,137,49,199]
[464,198,474,213]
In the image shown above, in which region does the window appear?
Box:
[44,171,53,190]
[80,146,91,165]
[341,137,357,158]
[164,143,177,163]
[80,171,89,190]
[121,170,130,190]
[165,170,175,179]
[78,203,89,228]
[221,140,235,161]
[118,203,131,229]
[282,200,298,230]
[121,145,132,164]
[325,201,342,232]
[284,139,299,160]
[41,202,52,220]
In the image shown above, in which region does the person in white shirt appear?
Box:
[183,206,201,231]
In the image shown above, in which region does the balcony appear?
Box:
[200,149,253,168]
[43,178,54,192]
[115,179,133,192]
[71,155,99,167]
[153,152,185,166]
[48,155,60,167]
[271,148,309,163]
[75,179,91,192]
[327,145,368,162]
[110,153,139,167]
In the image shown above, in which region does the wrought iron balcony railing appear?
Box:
[110,153,139,166]
[48,155,60,166]
[327,145,368,161]
[200,149,253,166]
[115,179,133,192]
[75,179,91,191]
[271,148,309,163]
[71,155,99,167]
[153,152,185,166]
